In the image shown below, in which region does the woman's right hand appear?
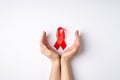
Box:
[61,30,80,62]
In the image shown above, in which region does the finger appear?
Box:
[40,31,46,44]
[40,31,50,52]
[75,30,79,38]
[40,31,52,50]
[73,30,80,46]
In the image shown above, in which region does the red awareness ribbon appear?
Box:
[54,27,67,50]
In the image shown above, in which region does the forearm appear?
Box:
[50,59,61,80]
[61,59,72,80]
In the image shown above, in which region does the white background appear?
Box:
[0,0,120,80]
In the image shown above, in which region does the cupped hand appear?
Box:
[61,30,80,62]
[40,31,60,62]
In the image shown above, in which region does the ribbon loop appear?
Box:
[54,27,67,50]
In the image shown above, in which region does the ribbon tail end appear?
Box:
[61,41,67,50]
[54,42,60,50]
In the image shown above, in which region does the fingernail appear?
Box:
[43,31,46,33]
[76,30,80,36]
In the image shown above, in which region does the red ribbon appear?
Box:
[54,27,67,50]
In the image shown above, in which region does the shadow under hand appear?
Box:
[79,32,86,55]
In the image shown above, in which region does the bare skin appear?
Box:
[40,30,80,80]
[40,31,61,80]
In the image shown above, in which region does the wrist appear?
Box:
[51,58,60,65]
[61,57,70,64]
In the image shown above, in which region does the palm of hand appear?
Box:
[40,30,80,61]
[40,31,60,61]
[62,30,80,61]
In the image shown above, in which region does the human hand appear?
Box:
[61,30,80,62]
[40,31,60,62]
